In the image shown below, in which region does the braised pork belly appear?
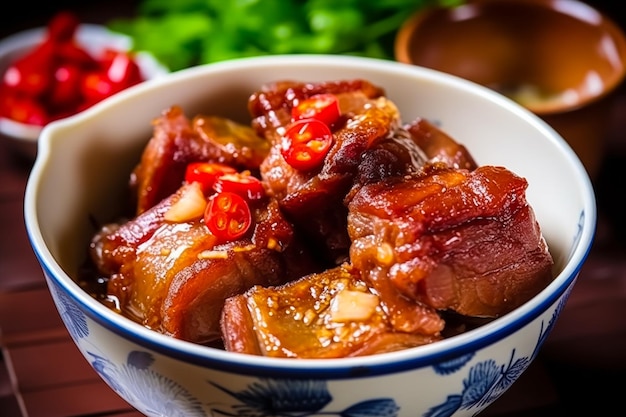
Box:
[132,105,270,215]
[221,263,442,358]
[84,78,554,357]
[347,165,554,320]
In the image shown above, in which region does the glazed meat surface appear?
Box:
[348,165,554,319]
[248,79,386,142]
[221,264,442,358]
[221,165,553,357]
[85,78,555,358]
[132,106,270,214]
[90,183,316,344]
[405,117,478,171]
[253,80,430,264]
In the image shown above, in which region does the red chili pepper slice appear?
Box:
[49,63,83,106]
[101,49,143,86]
[3,44,55,97]
[204,191,252,242]
[46,11,80,44]
[184,162,237,192]
[56,42,99,69]
[291,93,340,126]
[1,95,48,125]
[281,118,333,171]
[80,71,115,105]
[80,50,144,106]
[1,11,148,127]
[213,171,265,200]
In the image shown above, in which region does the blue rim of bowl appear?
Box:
[23,54,598,380]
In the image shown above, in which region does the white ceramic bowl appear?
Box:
[0,23,169,158]
[24,55,596,417]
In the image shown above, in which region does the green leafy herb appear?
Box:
[108,0,464,71]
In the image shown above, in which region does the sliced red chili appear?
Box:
[49,63,83,106]
[184,162,237,192]
[46,11,80,44]
[3,53,53,97]
[2,96,48,125]
[213,172,265,200]
[204,191,252,242]
[56,42,99,69]
[101,49,143,86]
[281,118,333,171]
[291,93,340,126]
[0,12,147,127]
[80,71,115,105]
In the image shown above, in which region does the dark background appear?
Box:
[1,0,625,41]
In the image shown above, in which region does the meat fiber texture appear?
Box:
[87,79,554,358]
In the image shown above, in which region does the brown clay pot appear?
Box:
[395,0,626,176]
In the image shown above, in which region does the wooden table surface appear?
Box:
[1,1,625,416]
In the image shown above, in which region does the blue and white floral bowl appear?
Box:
[24,55,596,417]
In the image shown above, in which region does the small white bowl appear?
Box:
[24,55,596,416]
[0,23,169,159]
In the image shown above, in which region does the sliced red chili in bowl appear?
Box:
[213,171,265,201]
[184,162,237,192]
[0,12,150,128]
[291,93,340,126]
[204,191,252,242]
[281,118,334,171]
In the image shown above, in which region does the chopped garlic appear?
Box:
[266,237,280,251]
[233,244,256,252]
[164,182,207,222]
[376,242,395,266]
[329,290,379,322]
[197,250,229,260]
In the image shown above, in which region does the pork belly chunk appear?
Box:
[404,117,478,171]
[252,80,428,264]
[248,79,386,142]
[347,165,554,320]
[90,184,316,345]
[221,264,442,358]
[131,106,269,215]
